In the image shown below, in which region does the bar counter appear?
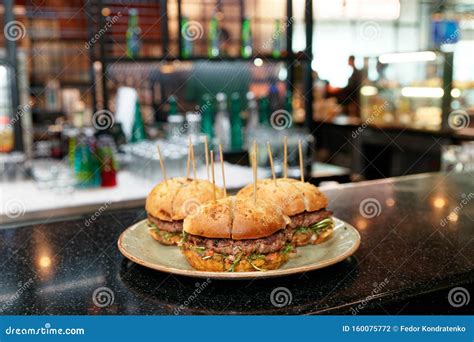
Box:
[0,172,473,314]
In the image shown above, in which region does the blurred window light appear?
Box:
[379,51,437,64]
[314,0,400,20]
[401,87,444,98]
[451,88,461,98]
[0,66,8,87]
[360,85,378,96]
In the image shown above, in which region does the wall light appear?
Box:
[401,87,444,98]
[360,86,378,96]
[451,88,461,98]
[379,51,437,64]
[253,58,263,67]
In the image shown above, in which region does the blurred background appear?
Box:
[1,0,473,223]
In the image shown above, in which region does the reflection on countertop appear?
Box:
[0,172,473,314]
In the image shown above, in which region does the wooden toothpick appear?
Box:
[252,140,257,204]
[186,140,191,179]
[156,144,168,186]
[219,144,227,198]
[204,135,210,181]
[267,141,277,186]
[283,136,288,178]
[190,139,197,180]
[210,150,216,202]
[298,139,304,182]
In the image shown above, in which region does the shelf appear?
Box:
[30,80,93,88]
[104,54,293,64]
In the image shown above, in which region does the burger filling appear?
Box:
[288,209,334,246]
[182,230,295,272]
[147,214,183,245]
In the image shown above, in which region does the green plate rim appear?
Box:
[117,217,361,280]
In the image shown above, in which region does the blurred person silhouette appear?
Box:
[338,55,363,117]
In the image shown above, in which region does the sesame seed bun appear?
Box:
[236,178,328,215]
[145,178,224,222]
[183,196,290,240]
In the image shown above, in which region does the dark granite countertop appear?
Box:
[1,172,473,315]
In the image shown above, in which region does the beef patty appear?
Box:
[288,209,332,230]
[186,229,291,256]
[184,210,332,255]
[147,214,183,233]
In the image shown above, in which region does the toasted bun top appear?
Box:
[183,196,290,240]
[236,178,328,215]
[145,178,224,221]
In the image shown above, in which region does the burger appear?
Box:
[237,178,333,246]
[145,178,224,245]
[182,196,293,272]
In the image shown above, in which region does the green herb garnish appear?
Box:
[248,252,265,261]
[228,254,242,272]
[295,218,334,235]
[193,246,206,254]
[282,244,294,254]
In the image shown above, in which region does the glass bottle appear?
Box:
[214,93,231,150]
[272,19,282,58]
[258,96,270,126]
[126,9,141,58]
[230,92,243,150]
[97,135,117,187]
[200,94,214,142]
[181,15,193,59]
[208,14,219,58]
[130,100,146,143]
[241,17,252,58]
[245,92,259,146]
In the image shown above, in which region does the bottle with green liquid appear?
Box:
[241,17,252,58]
[130,100,146,143]
[181,15,192,59]
[285,89,293,116]
[200,94,214,142]
[230,92,243,150]
[258,96,270,126]
[272,19,282,58]
[208,14,219,58]
[126,9,141,58]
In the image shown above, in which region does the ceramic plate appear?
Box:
[118,217,360,279]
